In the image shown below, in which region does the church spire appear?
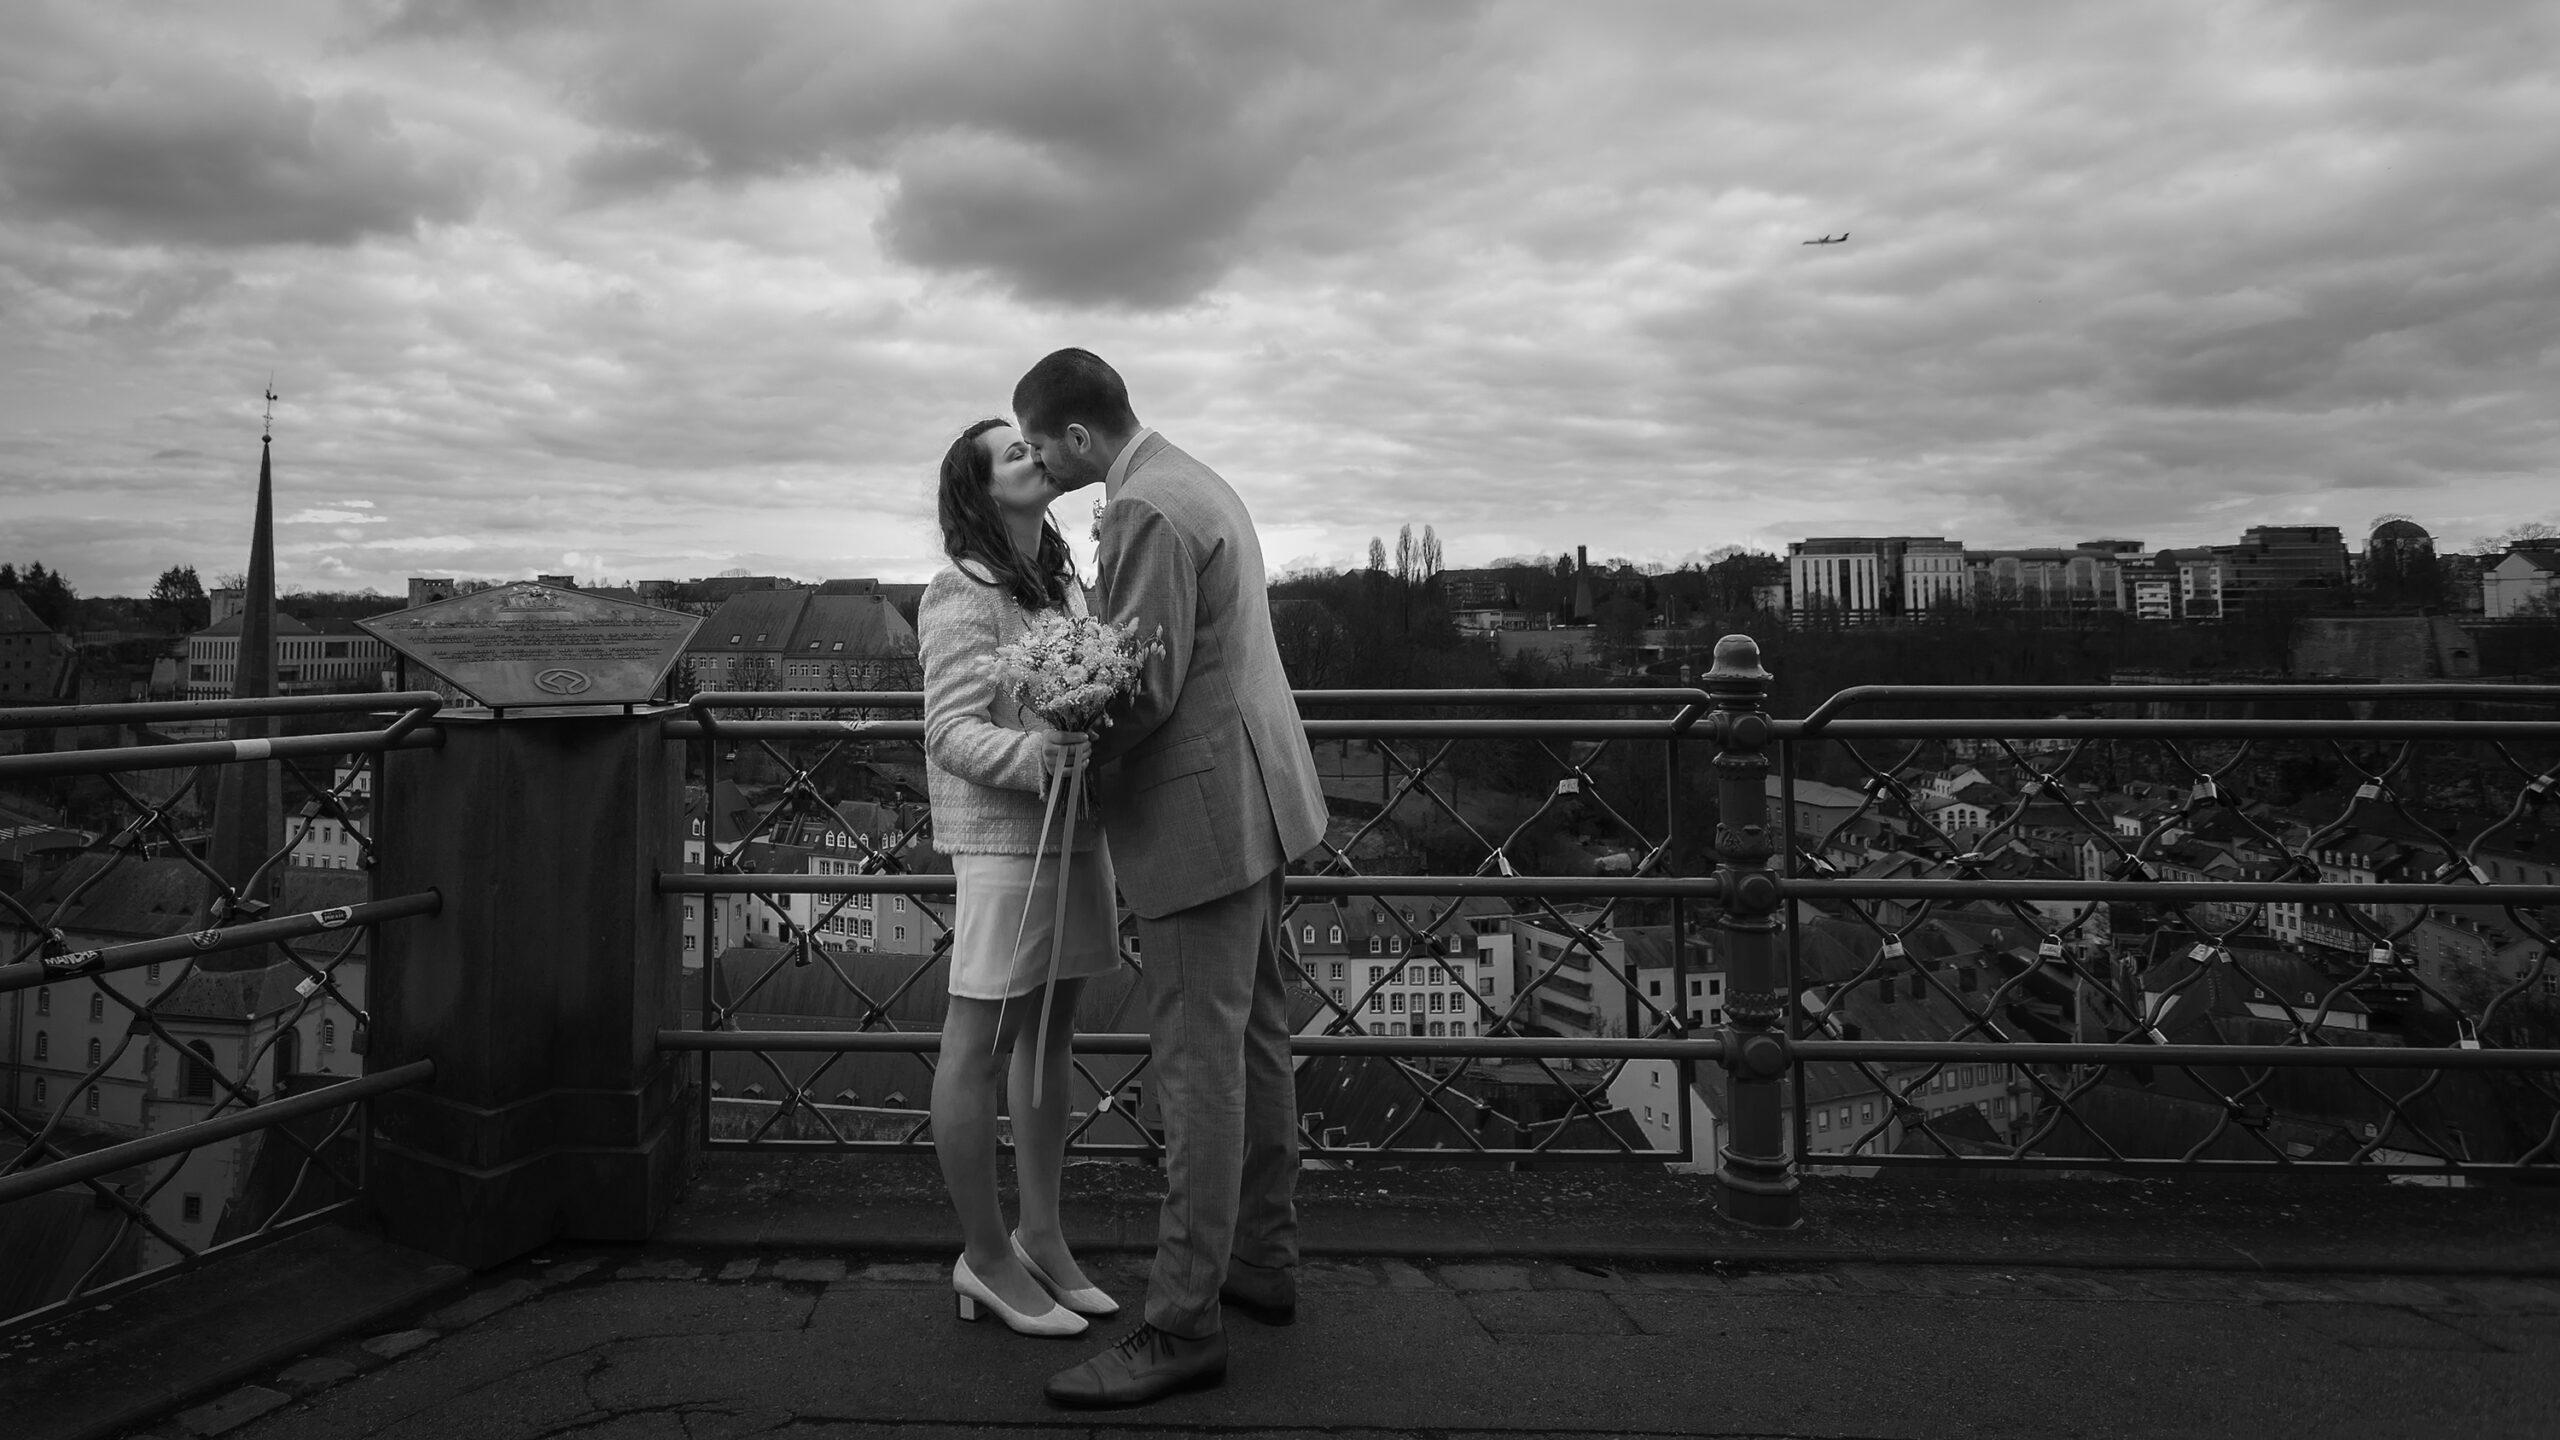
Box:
[235,383,278,703]
[203,386,282,964]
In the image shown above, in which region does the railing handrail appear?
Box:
[656,1027,2560,1073]
[662,873,1709,897]
[661,1029,1721,1060]
[683,687,1712,711]
[0,690,448,732]
[1798,682,2560,731]
[1778,717,2560,741]
[661,872,2560,910]
[0,724,446,782]
[0,891,441,994]
[0,1060,433,1208]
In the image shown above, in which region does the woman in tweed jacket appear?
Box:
[923,418,1123,1338]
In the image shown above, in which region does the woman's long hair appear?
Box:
[938,418,1075,612]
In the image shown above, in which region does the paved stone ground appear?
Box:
[124,1247,2560,1440]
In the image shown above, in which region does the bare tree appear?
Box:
[1421,525,1443,579]
[1393,525,1420,636]
[1269,598,1352,687]
[2472,521,2560,554]
[1367,536,1387,573]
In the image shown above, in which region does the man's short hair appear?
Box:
[1013,348,1137,440]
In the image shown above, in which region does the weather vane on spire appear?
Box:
[262,374,278,443]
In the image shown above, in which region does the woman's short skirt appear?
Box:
[947,840,1124,1000]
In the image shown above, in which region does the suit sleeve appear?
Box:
[919,578,1051,794]
[1092,496,1196,766]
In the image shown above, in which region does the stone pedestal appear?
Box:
[367,710,694,1268]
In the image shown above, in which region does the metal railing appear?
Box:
[1765,674,2560,1192]
[665,685,1718,1164]
[0,693,444,1331]
[662,648,2560,1223]
[11,647,2554,1324]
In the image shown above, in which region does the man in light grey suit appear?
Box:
[1013,349,1329,1408]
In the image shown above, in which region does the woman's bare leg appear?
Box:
[1009,977,1097,1289]
[932,995,1051,1313]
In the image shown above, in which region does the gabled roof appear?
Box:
[789,594,918,658]
[17,855,209,941]
[693,591,811,653]
[682,781,760,848]
[1617,925,1718,972]
[1767,776,1872,810]
[1310,895,1505,955]
[0,589,56,635]
[2138,944,2373,1020]
[156,959,322,1023]
[691,590,919,659]
[769,801,934,860]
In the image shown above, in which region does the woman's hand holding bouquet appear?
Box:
[991,611,1163,1098]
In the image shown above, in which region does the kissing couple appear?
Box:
[916,348,1330,1407]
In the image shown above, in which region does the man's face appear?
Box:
[1023,423,1104,492]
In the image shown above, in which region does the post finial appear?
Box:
[1706,632,1769,686]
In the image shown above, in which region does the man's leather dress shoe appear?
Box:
[1044,1323,1228,1408]
[1219,1261,1298,1326]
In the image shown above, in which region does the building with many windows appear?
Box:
[1965,547,2125,611]
[1501,907,1632,1039]
[1292,896,1516,1037]
[2213,525,2349,612]
[286,765,372,872]
[185,613,391,700]
[1900,539,1969,613]
[1788,537,1944,622]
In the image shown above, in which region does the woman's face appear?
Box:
[979,424,1059,516]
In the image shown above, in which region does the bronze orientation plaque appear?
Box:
[358,583,702,708]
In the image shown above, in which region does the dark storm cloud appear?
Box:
[0,20,480,249]
[456,0,1483,307]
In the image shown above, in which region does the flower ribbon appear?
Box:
[993,740,1088,1108]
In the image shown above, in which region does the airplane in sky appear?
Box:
[1802,232,1849,245]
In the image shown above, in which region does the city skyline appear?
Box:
[4,2,2557,597]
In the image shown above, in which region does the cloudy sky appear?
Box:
[3,0,2555,598]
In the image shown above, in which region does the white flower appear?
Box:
[995,610,1162,733]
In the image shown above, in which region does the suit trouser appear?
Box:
[1137,865,1298,1337]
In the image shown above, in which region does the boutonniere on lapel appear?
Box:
[1090,495,1106,543]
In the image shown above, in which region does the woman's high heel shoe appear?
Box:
[1012,1230,1121,1318]
[952,1255,1088,1337]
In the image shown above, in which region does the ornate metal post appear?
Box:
[1706,634,1800,1227]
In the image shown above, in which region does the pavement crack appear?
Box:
[310,1338,619,1440]
[576,1347,614,1412]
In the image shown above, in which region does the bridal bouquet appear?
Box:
[991,609,1162,1100]
[994,610,1160,733]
